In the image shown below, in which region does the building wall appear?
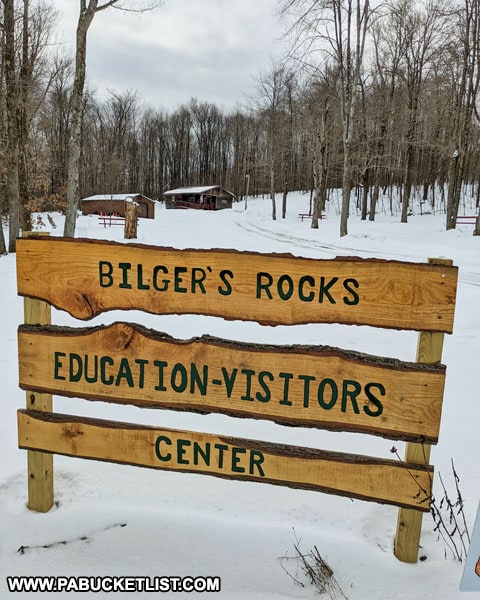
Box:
[164,188,234,210]
[81,196,155,218]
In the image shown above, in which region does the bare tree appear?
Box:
[280,0,375,236]
[445,0,480,232]
[63,0,162,238]
[4,0,20,252]
[393,0,448,223]
[368,15,404,221]
[253,60,293,220]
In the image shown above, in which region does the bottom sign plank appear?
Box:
[17,410,433,511]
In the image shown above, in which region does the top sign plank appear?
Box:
[16,237,458,332]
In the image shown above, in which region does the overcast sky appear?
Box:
[52,0,287,112]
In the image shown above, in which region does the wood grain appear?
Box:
[17,410,433,511]
[18,322,446,443]
[22,231,54,513]
[394,258,451,563]
[16,237,458,332]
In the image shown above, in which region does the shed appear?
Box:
[163,186,235,210]
[81,194,155,219]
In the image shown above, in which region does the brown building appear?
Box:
[81,194,155,218]
[163,186,235,210]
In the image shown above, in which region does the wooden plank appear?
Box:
[22,232,54,513]
[394,257,451,563]
[17,410,433,511]
[16,237,458,332]
[18,322,446,443]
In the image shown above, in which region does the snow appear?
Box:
[1,193,479,599]
[82,194,146,202]
[163,186,225,195]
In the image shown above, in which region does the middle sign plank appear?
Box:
[18,322,445,443]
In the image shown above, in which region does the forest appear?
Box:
[1,0,480,253]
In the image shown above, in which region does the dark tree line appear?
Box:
[1,0,480,251]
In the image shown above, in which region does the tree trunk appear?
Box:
[361,168,370,221]
[282,174,288,219]
[369,183,379,221]
[446,151,465,229]
[270,163,276,220]
[311,143,328,228]
[401,146,414,223]
[0,222,7,255]
[64,4,97,238]
[474,212,480,236]
[5,0,20,252]
[401,111,417,224]
[19,0,31,232]
[340,139,352,237]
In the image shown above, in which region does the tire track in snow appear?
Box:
[234,217,480,288]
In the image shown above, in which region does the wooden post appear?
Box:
[23,232,54,512]
[124,200,139,239]
[394,258,452,562]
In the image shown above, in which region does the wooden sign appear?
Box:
[17,410,433,511]
[15,233,458,564]
[18,322,446,443]
[16,237,458,332]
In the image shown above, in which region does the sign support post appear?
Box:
[23,232,53,512]
[394,258,451,563]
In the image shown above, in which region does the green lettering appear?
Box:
[84,354,98,384]
[152,266,169,291]
[277,274,294,300]
[54,352,66,381]
[99,261,113,288]
[279,372,293,406]
[171,363,187,392]
[154,360,168,391]
[118,262,132,289]
[214,443,229,468]
[241,369,255,401]
[100,356,114,385]
[193,441,211,466]
[299,374,315,408]
[256,371,274,402]
[177,439,191,464]
[137,264,150,290]
[191,268,207,294]
[115,358,134,387]
[218,270,233,296]
[155,436,172,461]
[190,363,208,395]
[135,358,148,389]
[231,447,246,473]
[319,277,338,304]
[343,278,360,305]
[299,275,315,302]
[317,378,338,410]
[249,450,265,477]
[256,272,273,299]
[364,382,385,417]
[221,367,237,398]
[341,380,361,414]
[69,353,82,382]
[174,266,188,293]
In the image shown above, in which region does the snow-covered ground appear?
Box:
[1,193,479,599]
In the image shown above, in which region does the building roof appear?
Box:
[81,194,153,202]
[163,186,220,195]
